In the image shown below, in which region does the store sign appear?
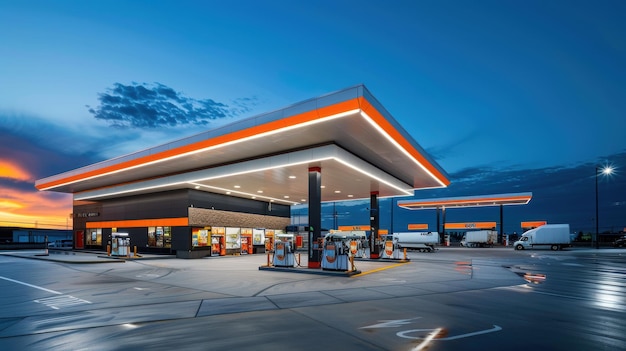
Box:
[75,212,100,218]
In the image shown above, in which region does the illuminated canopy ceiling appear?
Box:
[398,193,532,210]
[36,85,450,205]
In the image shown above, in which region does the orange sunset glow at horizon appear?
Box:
[1,159,73,229]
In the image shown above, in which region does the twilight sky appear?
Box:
[1,0,624,234]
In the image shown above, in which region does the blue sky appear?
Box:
[1,0,625,233]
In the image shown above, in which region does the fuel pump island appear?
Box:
[260,233,367,276]
[259,232,408,276]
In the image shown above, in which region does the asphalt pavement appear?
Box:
[0,246,625,350]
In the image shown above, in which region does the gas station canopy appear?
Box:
[398,193,532,210]
[36,85,450,204]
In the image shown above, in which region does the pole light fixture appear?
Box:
[595,165,614,249]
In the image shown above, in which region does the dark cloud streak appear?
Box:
[425,130,481,162]
[87,82,258,128]
[0,125,99,179]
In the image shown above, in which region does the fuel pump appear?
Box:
[322,234,361,271]
[111,232,130,256]
[343,231,368,258]
[272,234,295,267]
[380,234,401,259]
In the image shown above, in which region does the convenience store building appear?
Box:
[35,85,450,265]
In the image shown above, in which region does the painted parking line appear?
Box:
[0,275,92,309]
[34,295,92,310]
[0,275,62,295]
[352,262,409,277]
[360,317,422,329]
[397,325,502,340]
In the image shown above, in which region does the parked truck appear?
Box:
[393,232,439,252]
[460,230,497,248]
[513,224,571,251]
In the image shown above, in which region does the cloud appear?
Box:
[0,112,110,167]
[0,127,100,182]
[425,130,481,162]
[87,82,258,128]
[0,159,33,182]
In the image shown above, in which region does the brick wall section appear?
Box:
[188,207,290,229]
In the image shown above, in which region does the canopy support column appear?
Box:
[308,167,322,268]
[369,191,380,259]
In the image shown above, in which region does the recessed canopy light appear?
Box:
[301,199,306,202]
[234,185,241,188]
[321,185,326,189]
[252,196,256,199]
[257,190,263,193]
[348,194,354,198]
[194,186,200,189]
[334,190,341,193]
[289,175,296,179]
[284,195,290,199]
[226,191,231,195]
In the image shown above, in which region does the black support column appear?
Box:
[499,204,504,244]
[308,167,322,268]
[441,206,447,243]
[369,192,380,259]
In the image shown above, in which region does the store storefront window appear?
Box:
[163,226,171,248]
[87,228,102,245]
[210,227,225,253]
[253,228,265,245]
[148,226,173,248]
[192,227,211,248]
[87,229,102,246]
[225,227,241,250]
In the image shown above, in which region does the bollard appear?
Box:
[134,245,138,257]
[403,248,407,260]
[107,244,111,256]
[267,252,271,267]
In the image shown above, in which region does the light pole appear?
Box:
[595,165,614,249]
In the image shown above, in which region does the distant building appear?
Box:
[12,228,72,244]
[0,227,72,247]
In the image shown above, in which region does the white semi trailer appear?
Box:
[514,224,571,251]
[460,230,498,248]
[393,232,439,252]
